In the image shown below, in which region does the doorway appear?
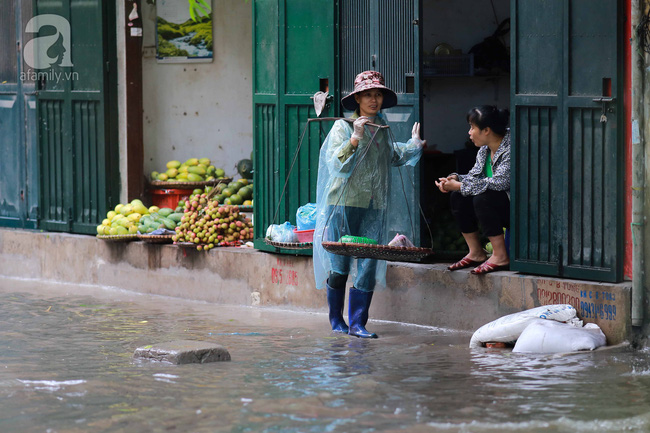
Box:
[420,0,511,255]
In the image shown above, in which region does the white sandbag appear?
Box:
[512,320,606,354]
[469,304,577,348]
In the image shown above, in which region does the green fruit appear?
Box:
[227,182,242,192]
[238,186,252,200]
[222,187,234,197]
[160,217,177,230]
[158,207,174,217]
[229,194,243,205]
[199,158,211,166]
[187,173,203,182]
[236,159,253,179]
[215,168,226,178]
[168,212,183,223]
[116,226,129,235]
[166,160,181,169]
[185,158,199,166]
[166,168,178,178]
[188,166,206,176]
[157,173,169,181]
[150,171,159,180]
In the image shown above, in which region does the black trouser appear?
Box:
[449,190,510,237]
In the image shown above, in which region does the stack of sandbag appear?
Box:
[469,304,577,348]
[469,304,606,353]
[512,320,606,353]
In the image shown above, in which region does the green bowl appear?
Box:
[338,235,378,245]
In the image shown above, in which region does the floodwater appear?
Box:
[2,279,650,433]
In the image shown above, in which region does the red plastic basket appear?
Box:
[149,189,193,210]
[293,228,315,243]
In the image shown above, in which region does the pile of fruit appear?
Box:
[150,158,228,183]
[212,179,254,206]
[97,199,186,236]
[137,208,184,234]
[172,192,254,251]
[97,199,154,236]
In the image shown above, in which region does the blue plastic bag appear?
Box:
[296,203,317,230]
[265,222,298,242]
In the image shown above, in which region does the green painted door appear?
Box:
[0,0,38,229]
[35,0,119,234]
[511,0,623,282]
[252,0,337,253]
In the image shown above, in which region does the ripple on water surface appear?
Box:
[0,286,650,432]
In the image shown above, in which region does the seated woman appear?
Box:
[435,105,510,275]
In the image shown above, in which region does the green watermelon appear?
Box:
[237,158,253,179]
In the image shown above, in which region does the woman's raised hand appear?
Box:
[351,116,370,142]
[411,122,426,148]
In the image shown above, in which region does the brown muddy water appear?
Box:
[1,278,650,433]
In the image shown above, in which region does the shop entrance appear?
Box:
[420,0,624,282]
[419,0,511,255]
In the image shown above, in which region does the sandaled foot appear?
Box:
[470,260,509,275]
[448,256,485,271]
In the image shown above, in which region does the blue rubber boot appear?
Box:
[348,287,378,338]
[327,284,349,333]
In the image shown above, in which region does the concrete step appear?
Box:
[0,228,631,345]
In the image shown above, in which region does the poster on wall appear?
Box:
[156,0,213,63]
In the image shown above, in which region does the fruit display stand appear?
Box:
[96,234,139,242]
[149,188,194,210]
[148,178,231,189]
[264,239,313,250]
[237,205,253,213]
[137,233,174,244]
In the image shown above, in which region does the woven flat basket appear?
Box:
[264,239,313,250]
[321,241,432,262]
[96,234,139,242]
[148,178,232,189]
[137,233,174,244]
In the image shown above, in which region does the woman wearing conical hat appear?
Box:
[313,71,425,338]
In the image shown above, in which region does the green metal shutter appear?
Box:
[340,0,421,242]
[0,0,38,229]
[511,0,623,282]
[36,0,119,234]
[252,0,337,254]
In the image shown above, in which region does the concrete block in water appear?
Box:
[133,340,231,364]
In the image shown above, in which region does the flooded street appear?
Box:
[1,278,650,433]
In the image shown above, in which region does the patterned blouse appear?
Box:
[453,131,510,197]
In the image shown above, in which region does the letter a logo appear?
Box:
[24,14,73,70]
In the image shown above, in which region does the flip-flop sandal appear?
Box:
[470,261,509,275]
[448,257,483,271]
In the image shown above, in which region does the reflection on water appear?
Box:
[1,284,650,432]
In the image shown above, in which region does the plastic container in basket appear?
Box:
[293,228,315,243]
[150,188,193,209]
[338,235,377,244]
